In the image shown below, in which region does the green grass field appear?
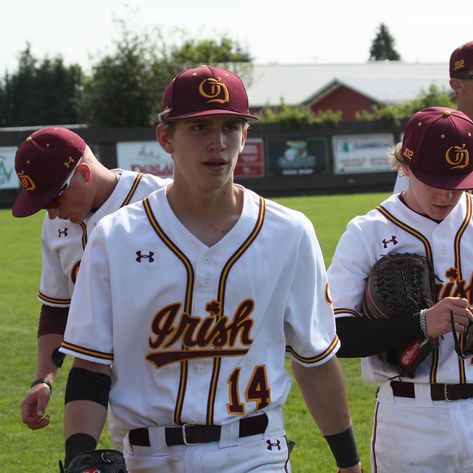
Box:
[0,192,389,472]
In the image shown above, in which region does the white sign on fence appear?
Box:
[0,146,19,189]
[332,133,395,174]
[116,141,173,177]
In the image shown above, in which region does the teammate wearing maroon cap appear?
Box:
[329,106,473,472]
[59,65,362,472]
[394,40,473,193]
[14,127,171,448]
[450,40,473,120]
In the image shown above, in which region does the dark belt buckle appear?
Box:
[182,422,197,446]
[444,384,451,402]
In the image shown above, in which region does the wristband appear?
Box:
[31,378,52,394]
[65,433,97,467]
[419,309,428,338]
[324,426,360,468]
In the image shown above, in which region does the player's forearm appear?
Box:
[292,357,352,434]
[64,359,112,439]
[64,400,107,440]
[35,304,68,382]
[36,333,64,382]
[292,358,361,470]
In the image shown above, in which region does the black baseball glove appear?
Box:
[59,449,127,473]
[363,253,437,377]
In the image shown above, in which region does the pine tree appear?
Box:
[369,23,401,61]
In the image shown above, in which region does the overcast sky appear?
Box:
[2,0,473,73]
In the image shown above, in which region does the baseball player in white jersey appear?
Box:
[328,107,473,473]
[59,65,363,473]
[13,127,170,449]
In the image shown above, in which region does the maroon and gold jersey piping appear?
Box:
[286,334,339,364]
[120,173,144,207]
[206,196,266,425]
[143,196,194,424]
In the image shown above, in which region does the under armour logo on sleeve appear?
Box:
[382,236,398,248]
[136,250,155,263]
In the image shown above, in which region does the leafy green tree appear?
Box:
[78,20,163,127]
[170,35,253,87]
[356,84,455,127]
[369,23,401,61]
[80,19,254,127]
[0,44,82,126]
[172,36,252,65]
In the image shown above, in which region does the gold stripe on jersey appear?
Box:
[286,334,340,364]
[334,308,361,317]
[121,173,144,207]
[376,205,432,261]
[61,340,113,361]
[206,196,266,425]
[143,196,194,425]
[454,194,471,383]
[454,193,471,276]
[80,221,87,249]
[38,292,71,305]
[375,205,442,383]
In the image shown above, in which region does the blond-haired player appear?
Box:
[13,127,170,448]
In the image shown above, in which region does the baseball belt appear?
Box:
[129,413,268,447]
[390,380,473,401]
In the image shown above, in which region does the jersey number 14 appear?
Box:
[227,365,271,414]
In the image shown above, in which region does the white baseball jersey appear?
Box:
[38,170,171,307]
[61,185,339,429]
[328,192,473,384]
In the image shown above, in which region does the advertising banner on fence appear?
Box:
[0,146,19,189]
[332,133,394,174]
[235,138,264,177]
[117,138,265,178]
[267,138,329,176]
[116,141,174,177]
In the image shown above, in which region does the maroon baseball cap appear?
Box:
[400,107,473,190]
[450,41,473,78]
[159,65,259,122]
[12,127,86,217]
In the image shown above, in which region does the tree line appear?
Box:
[0,22,454,129]
[0,21,253,128]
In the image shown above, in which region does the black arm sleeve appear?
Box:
[37,304,68,337]
[336,315,424,358]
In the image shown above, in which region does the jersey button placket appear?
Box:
[201,253,212,285]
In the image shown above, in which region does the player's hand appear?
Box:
[425,297,473,339]
[21,383,52,429]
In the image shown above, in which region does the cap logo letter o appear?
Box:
[445,144,470,169]
[17,171,36,191]
[198,78,230,104]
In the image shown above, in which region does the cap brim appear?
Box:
[163,109,259,122]
[411,167,473,190]
[12,184,63,217]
